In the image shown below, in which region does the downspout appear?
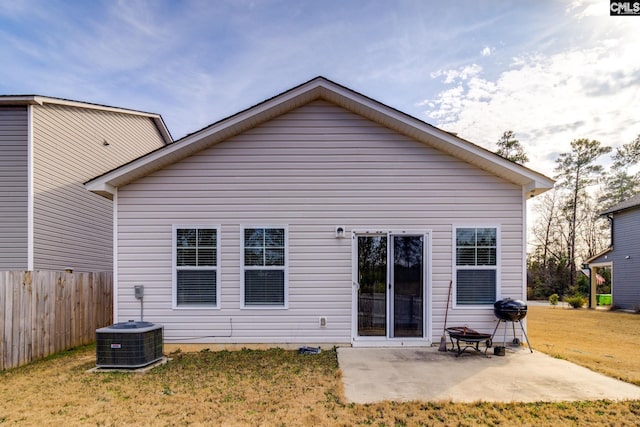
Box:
[522,188,530,343]
[606,214,614,248]
[522,188,528,301]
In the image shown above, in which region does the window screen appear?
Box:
[175,227,218,307]
[455,227,497,305]
[243,227,286,307]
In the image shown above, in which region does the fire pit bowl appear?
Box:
[493,298,527,321]
[445,327,493,357]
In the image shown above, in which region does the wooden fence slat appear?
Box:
[0,270,112,370]
[21,272,32,367]
[10,272,19,369]
[30,270,38,361]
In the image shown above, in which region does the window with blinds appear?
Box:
[174,227,219,307]
[242,227,287,307]
[455,227,497,305]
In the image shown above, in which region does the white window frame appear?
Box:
[241,225,289,309]
[172,224,221,309]
[452,225,500,308]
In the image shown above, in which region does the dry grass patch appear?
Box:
[528,305,640,386]
[1,307,640,426]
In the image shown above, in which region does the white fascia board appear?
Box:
[152,117,173,145]
[0,95,162,117]
[0,96,41,105]
[33,96,158,117]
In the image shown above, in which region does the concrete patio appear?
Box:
[338,346,640,403]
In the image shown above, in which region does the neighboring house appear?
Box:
[586,193,640,310]
[0,96,171,272]
[86,77,554,347]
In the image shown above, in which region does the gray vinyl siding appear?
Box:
[116,100,524,344]
[0,107,28,269]
[611,209,640,309]
[32,104,165,271]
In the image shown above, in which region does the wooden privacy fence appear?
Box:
[0,270,113,370]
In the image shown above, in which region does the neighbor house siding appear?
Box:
[611,210,640,310]
[116,100,524,343]
[31,104,165,271]
[0,107,29,270]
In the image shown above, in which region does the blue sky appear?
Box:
[1,0,638,178]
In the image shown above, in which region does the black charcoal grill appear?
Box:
[491,298,533,353]
[493,298,528,321]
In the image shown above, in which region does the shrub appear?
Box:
[548,294,559,306]
[565,295,586,309]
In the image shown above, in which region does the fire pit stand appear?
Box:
[445,327,492,357]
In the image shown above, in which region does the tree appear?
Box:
[554,138,611,296]
[528,189,571,298]
[613,133,640,168]
[495,131,529,164]
[531,189,564,270]
[600,134,640,208]
[579,196,610,260]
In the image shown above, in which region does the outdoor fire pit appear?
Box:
[445,326,492,357]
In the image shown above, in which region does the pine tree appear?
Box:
[600,134,640,208]
[554,138,611,296]
[495,131,529,164]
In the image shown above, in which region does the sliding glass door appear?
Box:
[356,234,425,339]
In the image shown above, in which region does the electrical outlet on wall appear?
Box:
[319,316,327,327]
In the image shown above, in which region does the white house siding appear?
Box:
[0,107,29,270]
[32,104,165,271]
[116,100,524,344]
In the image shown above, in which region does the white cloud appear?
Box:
[567,0,603,18]
[422,23,640,179]
[481,46,492,57]
[430,64,483,84]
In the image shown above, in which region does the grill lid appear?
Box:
[493,298,528,321]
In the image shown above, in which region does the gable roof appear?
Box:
[600,192,640,215]
[0,95,172,145]
[85,76,554,199]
